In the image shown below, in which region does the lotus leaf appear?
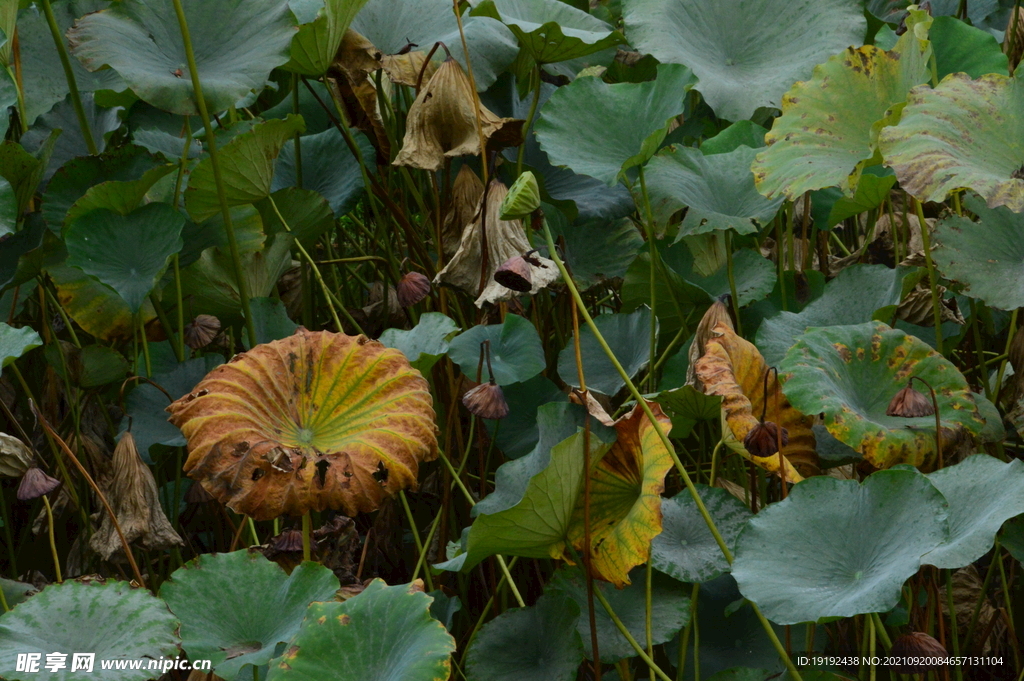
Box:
[546,213,644,289]
[482,376,568,460]
[447,313,545,386]
[0,323,41,369]
[272,127,373,217]
[380,312,461,375]
[929,15,1008,81]
[47,261,158,343]
[285,0,371,76]
[557,308,655,397]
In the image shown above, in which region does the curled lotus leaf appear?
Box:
[779,321,985,469]
[694,322,817,479]
[166,328,438,520]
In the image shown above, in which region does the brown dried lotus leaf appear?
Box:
[167,329,439,520]
[394,59,524,171]
[435,180,559,307]
[694,322,818,479]
[442,164,485,258]
[0,432,33,477]
[1005,7,1024,70]
[328,31,389,164]
[895,283,965,327]
[686,299,733,389]
[382,51,436,87]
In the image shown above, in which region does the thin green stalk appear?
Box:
[399,490,435,591]
[43,495,61,583]
[912,198,944,351]
[676,583,699,681]
[870,612,892,649]
[637,166,659,391]
[461,556,520,653]
[963,540,1000,653]
[868,609,877,681]
[0,579,9,612]
[995,547,1021,670]
[593,588,674,681]
[292,73,303,189]
[169,0,257,347]
[516,64,542,176]
[149,296,183,363]
[38,0,96,154]
[945,571,963,681]
[994,309,1019,400]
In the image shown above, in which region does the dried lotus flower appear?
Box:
[493,254,533,292]
[167,329,439,520]
[889,632,947,673]
[397,271,431,307]
[394,58,524,171]
[184,315,221,350]
[887,380,935,418]
[268,528,306,554]
[436,180,559,307]
[743,421,789,458]
[89,430,184,561]
[442,164,485,258]
[463,383,509,420]
[17,467,61,501]
[0,432,34,478]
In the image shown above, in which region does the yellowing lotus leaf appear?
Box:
[167,329,438,520]
[695,322,817,479]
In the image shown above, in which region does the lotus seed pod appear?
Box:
[185,314,221,350]
[889,632,947,674]
[17,467,61,501]
[499,171,540,220]
[493,255,533,292]
[462,382,510,420]
[886,382,935,418]
[268,528,305,553]
[742,421,789,458]
[397,271,431,307]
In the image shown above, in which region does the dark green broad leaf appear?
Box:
[930,16,1008,81]
[557,307,656,396]
[78,345,129,388]
[46,259,158,342]
[178,204,268,267]
[243,297,298,349]
[756,264,913,365]
[69,0,297,116]
[932,195,1024,310]
[132,128,203,161]
[645,145,783,235]
[0,323,42,368]
[0,178,16,238]
[62,163,178,235]
[621,251,710,341]
[256,188,334,246]
[465,592,583,681]
[701,121,768,155]
[428,590,462,630]
[653,384,721,437]
[0,219,46,293]
[1002,514,1024,563]
[162,551,339,679]
[186,115,306,222]
[780,321,985,469]
[0,131,60,216]
[381,312,460,374]
[272,127,372,216]
[879,70,1024,212]
[65,203,185,313]
[0,579,35,609]
[651,484,751,584]
[22,93,123,181]
[813,424,863,468]
[542,205,642,288]
[447,313,545,385]
[819,167,897,228]
[623,0,865,121]
[471,0,624,64]
[548,565,690,663]
[922,455,1024,569]
[733,469,949,625]
[266,580,456,681]
[352,0,518,91]
[284,0,371,76]
[483,375,568,460]
[0,580,180,681]
[535,63,694,186]
[664,245,777,308]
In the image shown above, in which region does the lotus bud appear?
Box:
[185,314,221,350]
[886,381,935,418]
[743,421,789,458]
[462,383,509,420]
[890,632,947,673]
[397,271,431,307]
[499,171,540,220]
[493,254,533,292]
[268,528,306,554]
[17,467,61,501]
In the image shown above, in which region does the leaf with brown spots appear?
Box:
[780,321,985,469]
[166,328,438,520]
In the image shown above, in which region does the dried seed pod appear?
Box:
[17,467,61,501]
[742,421,789,458]
[185,315,221,350]
[887,382,935,418]
[493,255,533,292]
[499,171,540,220]
[268,528,306,554]
[397,271,431,307]
[889,632,947,673]
[462,383,510,420]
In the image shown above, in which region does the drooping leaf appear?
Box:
[733,469,949,624]
[821,167,898,228]
[266,580,456,681]
[285,0,371,76]
[0,580,180,681]
[380,312,460,375]
[162,551,340,679]
[623,0,866,121]
[446,313,545,385]
[701,121,768,155]
[666,246,777,308]
[653,384,722,437]
[0,323,41,369]
[69,0,297,116]
[63,164,178,233]
[272,126,372,216]
[166,329,438,520]
[534,63,694,185]
[780,321,985,469]
[0,132,60,216]
[557,308,656,396]
[47,261,158,342]
[22,93,124,181]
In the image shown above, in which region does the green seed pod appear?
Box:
[499,171,540,220]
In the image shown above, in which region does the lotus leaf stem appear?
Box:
[912,198,945,351]
[399,490,434,591]
[42,495,61,583]
[592,587,673,681]
[636,165,659,391]
[516,64,543,177]
[38,0,96,154]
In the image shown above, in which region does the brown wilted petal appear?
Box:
[393,58,524,171]
[441,164,485,258]
[462,382,509,420]
[17,467,61,501]
[0,432,34,478]
[268,528,306,554]
[1005,6,1024,70]
[742,421,789,458]
[686,297,734,389]
[493,255,533,292]
[88,430,183,561]
[889,632,947,673]
[397,272,431,307]
[185,315,221,350]
[886,383,935,418]
[382,51,436,87]
[328,30,390,164]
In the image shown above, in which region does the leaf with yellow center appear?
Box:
[694,322,817,479]
[166,328,438,520]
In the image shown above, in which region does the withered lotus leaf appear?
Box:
[166,329,439,520]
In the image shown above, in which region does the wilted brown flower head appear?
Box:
[462,382,510,420]
[17,467,61,501]
[397,271,431,307]
[743,421,789,458]
[686,296,734,389]
[887,381,935,418]
[493,255,533,292]
[185,315,221,350]
[442,164,485,258]
[268,528,306,554]
[890,632,947,673]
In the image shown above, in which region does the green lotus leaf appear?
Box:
[272,127,372,216]
[819,167,897,228]
[733,469,949,625]
[0,131,60,216]
[266,580,456,681]
[0,323,42,369]
[756,264,913,365]
[557,307,656,396]
[534,63,694,186]
[499,169,540,220]
[665,245,777,308]
[186,115,306,222]
[178,204,268,268]
[623,0,866,121]
[284,0,371,75]
[651,484,751,584]
[546,214,643,290]
[880,70,1024,211]
[244,297,298,349]
[65,203,185,314]
[162,551,339,679]
[929,15,1008,81]
[780,321,985,469]
[447,313,545,386]
[46,261,158,343]
[471,0,624,64]
[0,220,45,294]
[547,565,690,663]
[69,0,296,116]
[621,251,710,341]
[932,195,1024,310]
[921,455,1024,569]
[1002,514,1024,563]
[645,145,783,234]
[0,177,16,239]
[381,312,461,375]
[63,165,178,235]
[653,385,721,437]
[77,345,129,388]
[701,120,768,156]
[256,188,335,246]
[752,14,932,199]
[0,580,180,681]
[132,128,204,161]
[23,93,124,181]
[0,579,34,609]
[483,376,568,460]
[465,592,583,681]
